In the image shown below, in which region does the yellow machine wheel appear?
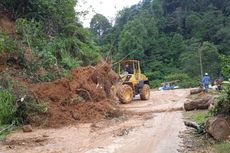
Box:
[140,84,150,100]
[117,84,133,104]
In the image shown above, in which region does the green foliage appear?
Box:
[179,39,201,77]
[150,80,162,88]
[165,73,198,88]
[210,82,230,116]
[145,71,163,88]
[16,19,43,47]
[214,142,230,153]
[0,29,17,52]
[0,90,16,124]
[1,0,100,74]
[22,96,48,123]
[199,42,220,79]
[90,14,111,37]
[118,18,147,60]
[61,52,81,69]
[190,111,209,124]
[0,124,15,140]
[0,74,47,125]
[220,55,230,79]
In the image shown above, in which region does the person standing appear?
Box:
[202,73,210,92]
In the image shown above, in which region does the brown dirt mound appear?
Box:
[29,61,120,127]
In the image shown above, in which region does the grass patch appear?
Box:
[186,110,210,124]
[191,111,208,124]
[214,142,230,153]
[0,124,15,140]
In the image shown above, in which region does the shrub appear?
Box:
[16,19,44,47]
[0,29,18,52]
[210,82,230,116]
[150,80,162,88]
[61,52,81,69]
[190,111,209,124]
[0,74,48,125]
[164,73,198,88]
[145,71,163,80]
[0,90,16,124]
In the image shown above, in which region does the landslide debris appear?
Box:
[29,61,120,127]
[0,13,121,128]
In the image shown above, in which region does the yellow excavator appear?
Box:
[115,60,150,104]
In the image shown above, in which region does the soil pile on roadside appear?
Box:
[29,61,120,127]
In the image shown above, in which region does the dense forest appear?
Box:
[90,0,230,87]
[1,0,230,87]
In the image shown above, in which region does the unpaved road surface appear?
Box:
[0,89,189,153]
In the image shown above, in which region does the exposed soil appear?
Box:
[0,13,15,34]
[0,89,190,153]
[27,61,119,127]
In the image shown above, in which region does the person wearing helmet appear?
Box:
[202,73,210,92]
[125,64,133,74]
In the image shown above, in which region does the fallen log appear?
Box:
[205,116,230,140]
[184,96,212,111]
[190,88,203,95]
[184,120,204,133]
[184,120,199,129]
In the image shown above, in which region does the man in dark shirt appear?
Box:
[125,64,133,74]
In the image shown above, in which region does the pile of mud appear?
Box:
[29,62,120,127]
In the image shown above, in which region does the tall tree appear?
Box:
[90,13,111,37]
[118,18,147,60]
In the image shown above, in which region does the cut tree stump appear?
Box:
[184,96,212,111]
[205,116,230,140]
[190,88,203,95]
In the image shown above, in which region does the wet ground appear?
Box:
[0,89,190,153]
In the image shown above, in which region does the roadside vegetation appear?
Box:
[188,110,209,125]
[0,0,101,137]
[214,142,230,153]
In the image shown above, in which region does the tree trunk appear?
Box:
[184,96,212,111]
[190,88,203,95]
[205,116,230,140]
[184,121,200,130]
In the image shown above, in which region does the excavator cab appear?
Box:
[115,60,150,104]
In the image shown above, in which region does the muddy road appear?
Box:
[0,89,189,153]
